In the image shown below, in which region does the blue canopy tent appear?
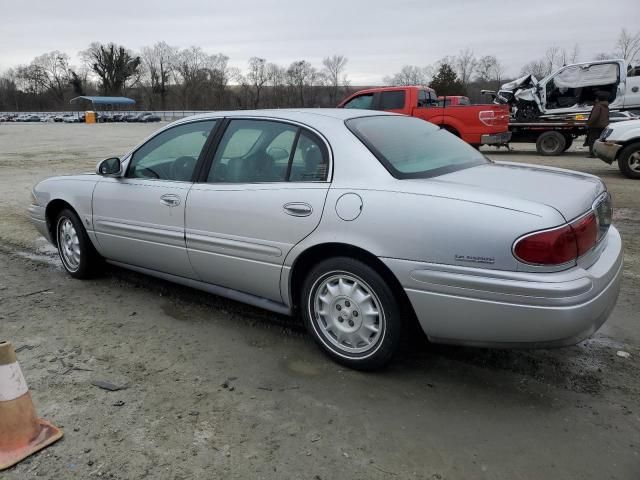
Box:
[70,96,135,111]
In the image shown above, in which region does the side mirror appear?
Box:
[97,157,121,176]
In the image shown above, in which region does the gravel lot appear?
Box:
[1,122,639,479]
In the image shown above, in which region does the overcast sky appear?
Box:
[0,0,638,83]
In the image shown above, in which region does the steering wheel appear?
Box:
[171,156,197,181]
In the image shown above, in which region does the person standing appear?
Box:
[585,93,610,157]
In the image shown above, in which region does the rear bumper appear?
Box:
[381,226,623,347]
[594,140,622,165]
[480,131,512,145]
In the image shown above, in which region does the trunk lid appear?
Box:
[429,162,605,221]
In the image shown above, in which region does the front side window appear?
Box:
[207,120,329,183]
[343,93,374,109]
[346,115,487,179]
[127,120,216,181]
[378,91,405,110]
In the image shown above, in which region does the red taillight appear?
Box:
[513,212,599,266]
[514,225,577,265]
[479,110,496,126]
[571,212,598,256]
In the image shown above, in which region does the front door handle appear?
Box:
[160,193,181,207]
[283,202,313,217]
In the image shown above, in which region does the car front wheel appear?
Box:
[302,257,403,370]
[55,209,101,278]
[618,142,640,179]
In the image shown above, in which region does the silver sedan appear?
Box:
[29,109,623,369]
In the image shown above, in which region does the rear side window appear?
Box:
[343,93,374,109]
[346,116,488,179]
[378,91,405,110]
[207,119,329,183]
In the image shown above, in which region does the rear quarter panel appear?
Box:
[284,179,566,301]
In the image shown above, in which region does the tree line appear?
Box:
[0,28,637,112]
[0,43,351,112]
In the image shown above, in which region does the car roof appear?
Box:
[174,108,396,126]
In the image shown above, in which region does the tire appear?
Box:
[536,131,566,156]
[618,142,640,179]
[55,208,101,278]
[301,257,403,370]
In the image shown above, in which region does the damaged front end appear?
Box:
[496,61,626,122]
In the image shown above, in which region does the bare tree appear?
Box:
[82,42,141,95]
[615,28,640,64]
[286,60,315,106]
[205,53,236,108]
[475,55,504,83]
[266,63,286,107]
[141,41,176,109]
[383,65,430,86]
[544,46,562,74]
[32,51,70,102]
[173,46,208,108]
[247,57,268,108]
[322,54,348,104]
[454,48,477,86]
[520,59,549,79]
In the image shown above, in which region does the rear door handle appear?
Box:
[160,193,181,207]
[283,202,313,217]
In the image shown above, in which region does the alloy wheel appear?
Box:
[311,272,385,355]
[57,217,81,272]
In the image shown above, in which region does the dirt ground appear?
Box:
[0,123,639,479]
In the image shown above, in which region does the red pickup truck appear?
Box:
[338,86,511,147]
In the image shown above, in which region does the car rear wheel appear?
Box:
[301,257,403,370]
[55,209,101,278]
[618,142,640,179]
[536,131,566,156]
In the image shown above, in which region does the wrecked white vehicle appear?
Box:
[494,60,640,121]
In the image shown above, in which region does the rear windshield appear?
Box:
[346,115,488,179]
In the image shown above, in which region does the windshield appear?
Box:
[346,115,488,179]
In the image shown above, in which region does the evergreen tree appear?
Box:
[429,63,466,96]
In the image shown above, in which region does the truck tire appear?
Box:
[617,142,640,179]
[536,131,566,156]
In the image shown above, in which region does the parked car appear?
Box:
[53,115,64,123]
[140,113,162,122]
[493,59,640,121]
[339,86,511,147]
[62,115,79,123]
[594,119,640,179]
[29,109,623,369]
[123,113,140,122]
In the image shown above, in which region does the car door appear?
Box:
[92,119,218,277]
[185,118,331,302]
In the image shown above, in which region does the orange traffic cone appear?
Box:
[0,340,63,470]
